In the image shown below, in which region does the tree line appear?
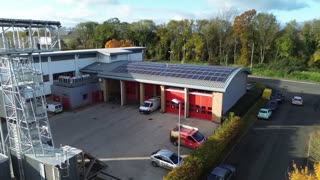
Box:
[62,9,320,69]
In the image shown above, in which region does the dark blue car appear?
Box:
[265,100,278,111]
[271,91,285,103]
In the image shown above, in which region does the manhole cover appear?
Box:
[93,117,97,120]
[148,118,153,121]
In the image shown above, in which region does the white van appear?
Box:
[139,96,160,114]
[46,102,63,114]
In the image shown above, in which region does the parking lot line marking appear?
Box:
[99,155,188,161]
[100,157,149,161]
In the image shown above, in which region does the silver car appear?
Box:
[150,149,184,170]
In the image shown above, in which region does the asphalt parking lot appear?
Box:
[49,102,218,180]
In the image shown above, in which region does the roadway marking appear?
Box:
[253,125,311,130]
[99,154,188,161]
[249,75,319,85]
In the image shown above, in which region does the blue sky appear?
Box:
[1,0,320,27]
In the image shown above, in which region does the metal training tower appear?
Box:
[0,18,62,179]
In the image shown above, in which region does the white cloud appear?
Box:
[207,0,308,11]
[55,0,119,5]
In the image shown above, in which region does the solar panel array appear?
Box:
[111,62,236,82]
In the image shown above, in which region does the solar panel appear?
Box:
[111,62,236,83]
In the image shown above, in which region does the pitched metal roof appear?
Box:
[81,61,250,93]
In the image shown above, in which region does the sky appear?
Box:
[1,0,320,27]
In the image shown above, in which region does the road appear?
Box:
[224,77,320,180]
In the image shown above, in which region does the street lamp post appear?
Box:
[172,98,181,161]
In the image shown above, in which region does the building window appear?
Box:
[83,94,87,100]
[78,53,96,59]
[43,75,50,82]
[51,55,75,61]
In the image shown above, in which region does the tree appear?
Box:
[309,129,320,162]
[309,20,320,67]
[105,39,133,48]
[64,22,98,49]
[233,9,257,65]
[155,24,170,60]
[166,19,193,61]
[253,13,278,64]
[288,162,320,180]
[203,19,219,64]
[275,20,300,60]
[95,18,121,48]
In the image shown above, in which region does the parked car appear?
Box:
[257,108,272,120]
[208,164,236,180]
[139,96,160,114]
[246,82,255,91]
[291,96,303,105]
[262,88,272,100]
[150,149,183,170]
[271,91,285,103]
[46,102,63,114]
[265,100,278,111]
[170,124,206,149]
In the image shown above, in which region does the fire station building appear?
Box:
[2,47,250,124]
[80,54,250,124]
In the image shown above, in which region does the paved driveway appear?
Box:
[224,78,320,180]
[49,103,218,180]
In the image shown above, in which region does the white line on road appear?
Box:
[249,75,319,85]
[99,154,188,161]
[253,125,313,130]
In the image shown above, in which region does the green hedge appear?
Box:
[164,116,241,180]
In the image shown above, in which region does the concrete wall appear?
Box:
[212,92,223,123]
[222,72,247,114]
[70,83,102,108]
[129,53,143,61]
[51,82,103,109]
[97,53,110,63]
[97,53,129,63]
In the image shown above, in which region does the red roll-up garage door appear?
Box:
[189,92,212,120]
[165,89,185,115]
[144,83,154,100]
[125,81,137,100]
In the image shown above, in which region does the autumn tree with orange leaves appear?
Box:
[289,162,320,180]
[105,39,133,48]
[233,9,256,65]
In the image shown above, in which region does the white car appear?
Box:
[150,149,183,170]
[139,96,160,114]
[291,96,303,105]
[257,108,272,120]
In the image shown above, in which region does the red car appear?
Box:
[170,124,206,149]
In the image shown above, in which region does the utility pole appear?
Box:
[250,42,254,71]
